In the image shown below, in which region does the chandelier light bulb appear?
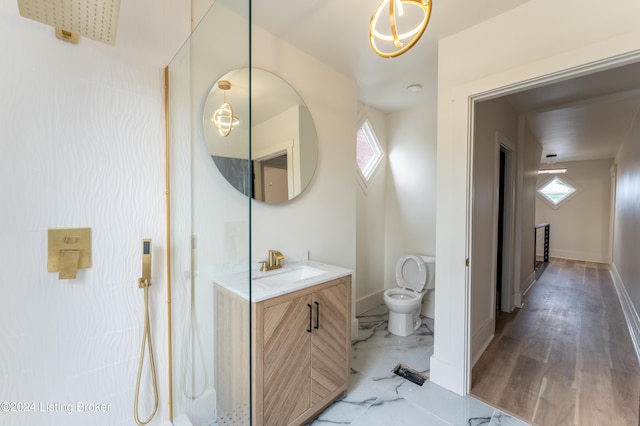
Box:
[370,0,432,58]
[211,80,239,137]
[212,103,239,137]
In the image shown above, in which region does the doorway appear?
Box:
[254,153,289,203]
[496,150,505,311]
[465,56,640,395]
[496,134,515,313]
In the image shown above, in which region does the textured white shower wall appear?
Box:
[0,1,189,425]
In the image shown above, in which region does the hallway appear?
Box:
[471,258,640,425]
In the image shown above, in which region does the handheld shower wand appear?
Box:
[134,239,159,425]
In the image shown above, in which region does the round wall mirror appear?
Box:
[202,68,318,203]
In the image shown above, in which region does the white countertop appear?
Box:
[213,260,352,302]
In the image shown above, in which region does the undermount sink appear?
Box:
[214,260,351,302]
[254,265,328,288]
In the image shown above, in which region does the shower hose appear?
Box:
[134,280,158,425]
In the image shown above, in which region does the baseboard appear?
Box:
[188,389,217,426]
[420,289,435,319]
[472,333,494,367]
[355,289,385,316]
[351,318,359,342]
[513,291,523,309]
[549,249,608,264]
[471,318,494,366]
[429,354,465,396]
[610,263,640,364]
[173,413,194,426]
[520,271,537,299]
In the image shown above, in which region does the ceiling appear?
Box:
[251,0,532,112]
[250,0,640,164]
[504,61,640,163]
[103,0,640,164]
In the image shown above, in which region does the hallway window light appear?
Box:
[356,121,384,181]
[537,175,578,209]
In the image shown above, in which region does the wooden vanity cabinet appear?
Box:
[214,275,351,425]
[252,275,351,426]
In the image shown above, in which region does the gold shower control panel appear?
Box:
[48,228,91,279]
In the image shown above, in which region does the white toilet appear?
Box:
[383,254,436,337]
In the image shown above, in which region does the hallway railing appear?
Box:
[534,223,550,279]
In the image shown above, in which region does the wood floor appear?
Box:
[471,258,640,426]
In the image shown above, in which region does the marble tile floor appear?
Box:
[307,305,530,426]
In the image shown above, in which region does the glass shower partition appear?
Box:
[167,0,252,424]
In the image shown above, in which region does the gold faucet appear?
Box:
[259,250,285,271]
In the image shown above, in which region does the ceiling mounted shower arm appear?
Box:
[17,0,121,45]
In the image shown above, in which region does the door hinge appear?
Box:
[465,258,470,267]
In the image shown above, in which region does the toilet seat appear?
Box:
[385,288,422,304]
[386,288,419,300]
[384,253,434,336]
[395,254,427,292]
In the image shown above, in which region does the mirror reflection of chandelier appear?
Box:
[211,80,239,137]
[369,0,432,58]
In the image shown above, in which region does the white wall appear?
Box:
[434,0,640,394]
[254,106,302,198]
[355,101,439,320]
[536,159,613,263]
[172,3,358,421]
[169,6,253,423]
[0,2,189,426]
[518,126,543,295]
[470,98,518,362]
[250,24,358,300]
[613,109,640,312]
[355,104,388,314]
[384,102,438,317]
[355,99,439,321]
[252,20,358,342]
[253,106,299,154]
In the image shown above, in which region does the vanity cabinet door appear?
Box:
[253,275,351,426]
[311,277,350,405]
[260,292,312,426]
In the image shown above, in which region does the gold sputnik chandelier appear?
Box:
[370,0,432,58]
[211,80,239,137]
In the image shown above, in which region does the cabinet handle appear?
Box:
[307,304,312,332]
[314,301,320,329]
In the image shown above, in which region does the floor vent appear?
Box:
[392,363,428,386]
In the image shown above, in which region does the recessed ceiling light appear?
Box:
[407,84,422,92]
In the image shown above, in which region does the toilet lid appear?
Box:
[395,254,427,292]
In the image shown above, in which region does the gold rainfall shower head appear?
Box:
[17,0,121,45]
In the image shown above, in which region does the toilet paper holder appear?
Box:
[47,228,92,279]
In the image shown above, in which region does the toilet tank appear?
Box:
[419,255,436,290]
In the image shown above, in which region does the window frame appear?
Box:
[536,174,581,209]
[355,119,384,186]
